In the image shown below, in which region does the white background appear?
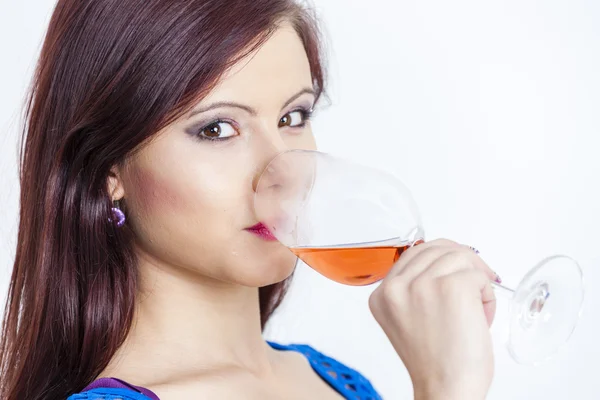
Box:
[1,0,599,399]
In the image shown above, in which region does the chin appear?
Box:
[235,249,298,288]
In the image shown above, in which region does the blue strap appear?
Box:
[267,341,382,400]
[67,387,155,400]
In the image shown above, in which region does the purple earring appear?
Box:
[109,199,126,228]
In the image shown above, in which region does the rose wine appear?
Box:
[291,243,412,286]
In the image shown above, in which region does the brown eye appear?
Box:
[203,123,221,137]
[279,110,308,128]
[279,114,291,127]
[198,121,237,140]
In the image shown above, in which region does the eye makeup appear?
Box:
[186,104,315,143]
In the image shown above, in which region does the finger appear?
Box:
[391,245,458,282]
[473,269,497,328]
[484,293,497,327]
[439,268,497,327]
[395,238,485,271]
[463,246,501,283]
[417,248,498,284]
[391,238,462,274]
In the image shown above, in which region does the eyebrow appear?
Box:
[187,87,316,119]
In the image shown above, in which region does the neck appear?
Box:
[105,247,276,384]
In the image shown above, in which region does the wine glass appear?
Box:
[253,149,584,366]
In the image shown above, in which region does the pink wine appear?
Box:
[291,244,412,286]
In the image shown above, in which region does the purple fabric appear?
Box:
[82,377,160,400]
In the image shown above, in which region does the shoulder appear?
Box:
[268,341,382,400]
[68,342,382,400]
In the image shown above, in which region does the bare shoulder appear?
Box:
[98,346,343,399]
[144,370,277,400]
[136,350,341,400]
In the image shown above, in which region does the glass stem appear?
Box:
[491,281,516,298]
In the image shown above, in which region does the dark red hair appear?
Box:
[0,1,326,398]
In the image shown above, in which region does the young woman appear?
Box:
[0,0,498,399]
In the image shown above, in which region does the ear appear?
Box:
[107,165,125,201]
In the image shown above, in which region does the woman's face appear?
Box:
[114,24,317,287]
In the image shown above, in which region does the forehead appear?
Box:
[201,23,313,107]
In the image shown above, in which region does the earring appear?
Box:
[109,199,126,228]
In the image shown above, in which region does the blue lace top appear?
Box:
[67,341,382,400]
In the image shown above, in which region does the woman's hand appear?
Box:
[368,239,498,400]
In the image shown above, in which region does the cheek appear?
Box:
[126,159,246,242]
[130,166,184,213]
[285,129,317,151]
[125,164,233,265]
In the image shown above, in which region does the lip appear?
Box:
[245,223,279,242]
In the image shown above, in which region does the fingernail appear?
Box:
[494,273,502,284]
[469,246,500,282]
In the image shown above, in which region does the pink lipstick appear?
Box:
[245,223,278,242]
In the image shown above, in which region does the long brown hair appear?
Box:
[0,1,326,398]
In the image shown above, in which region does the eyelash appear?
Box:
[285,107,314,128]
[194,107,314,142]
[195,119,236,142]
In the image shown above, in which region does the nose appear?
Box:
[251,130,289,193]
[252,147,316,243]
